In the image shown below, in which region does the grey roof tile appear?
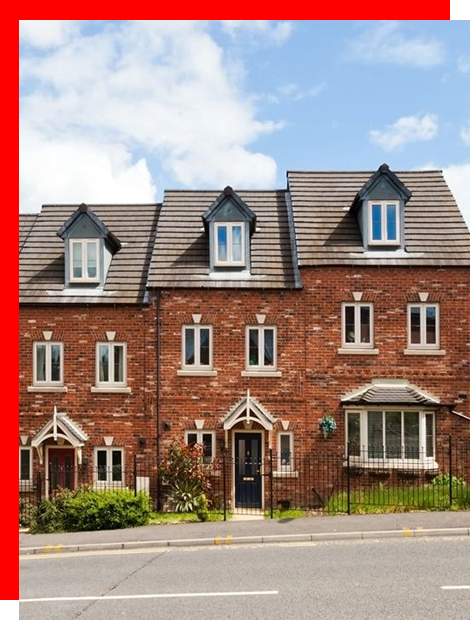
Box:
[147,190,298,289]
[287,170,470,267]
[19,204,160,304]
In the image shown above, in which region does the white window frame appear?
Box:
[19,447,33,483]
[95,342,127,388]
[69,239,100,283]
[407,303,440,350]
[182,326,213,370]
[277,432,294,472]
[184,430,216,463]
[341,303,374,349]
[345,409,437,468]
[33,342,64,386]
[368,201,400,246]
[94,447,125,487]
[214,222,246,267]
[246,325,277,371]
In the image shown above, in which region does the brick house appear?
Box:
[146,165,470,509]
[19,203,159,496]
[19,164,470,510]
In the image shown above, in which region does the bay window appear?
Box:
[346,409,436,465]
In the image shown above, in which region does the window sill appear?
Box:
[241,370,282,377]
[91,387,132,394]
[177,370,218,377]
[273,470,299,478]
[404,349,446,356]
[19,482,34,491]
[337,348,379,355]
[345,459,439,471]
[28,385,68,393]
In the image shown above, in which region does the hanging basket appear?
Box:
[319,415,337,439]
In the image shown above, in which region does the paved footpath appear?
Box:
[20,510,470,555]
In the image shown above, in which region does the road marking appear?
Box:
[441,586,470,590]
[20,590,279,603]
[402,528,412,537]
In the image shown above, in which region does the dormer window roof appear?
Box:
[202,186,256,273]
[350,164,411,251]
[56,203,121,288]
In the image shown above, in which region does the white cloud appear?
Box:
[457,54,470,73]
[19,123,156,213]
[19,20,80,48]
[19,21,282,212]
[370,113,439,151]
[220,20,292,46]
[443,162,470,228]
[460,120,470,146]
[348,21,444,68]
[278,82,326,101]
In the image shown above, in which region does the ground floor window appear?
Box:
[94,448,124,486]
[346,410,435,464]
[184,430,215,463]
[277,432,294,471]
[19,447,32,483]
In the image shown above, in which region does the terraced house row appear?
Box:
[19,164,470,510]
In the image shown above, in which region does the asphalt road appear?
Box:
[19,537,470,620]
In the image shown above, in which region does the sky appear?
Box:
[19,20,470,226]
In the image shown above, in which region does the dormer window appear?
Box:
[350,164,411,252]
[368,201,400,245]
[70,239,100,283]
[57,203,121,289]
[202,187,256,274]
[215,222,245,266]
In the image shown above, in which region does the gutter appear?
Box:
[156,289,162,511]
[284,189,302,289]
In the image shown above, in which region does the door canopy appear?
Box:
[221,390,276,431]
[31,406,89,464]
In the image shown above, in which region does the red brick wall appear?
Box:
[157,266,470,460]
[19,266,470,483]
[19,304,157,475]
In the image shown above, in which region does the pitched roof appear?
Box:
[57,203,121,252]
[202,186,257,233]
[288,170,470,267]
[341,380,440,407]
[19,204,160,304]
[147,190,298,289]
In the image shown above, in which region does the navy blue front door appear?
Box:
[235,433,262,509]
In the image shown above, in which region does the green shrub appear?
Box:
[31,488,151,533]
[19,499,37,529]
[158,439,214,519]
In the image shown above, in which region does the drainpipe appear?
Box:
[156,290,162,511]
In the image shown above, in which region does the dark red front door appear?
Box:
[48,448,75,493]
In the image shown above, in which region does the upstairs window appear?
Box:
[342,303,373,348]
[214,222,245,266]
[96,343,127,387]
[34,342,63,385]
[183,326,212,369]
[368,201,400,245]
[70,239,100,283]
[408,304,439,349]
[247,326,277,370]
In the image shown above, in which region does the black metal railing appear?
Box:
[19,438,470,525]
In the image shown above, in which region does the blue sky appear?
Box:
[19,20,470,224]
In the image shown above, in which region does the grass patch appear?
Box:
[149,511,227,525]
[327,483,470,515]
[265,508,313,520]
